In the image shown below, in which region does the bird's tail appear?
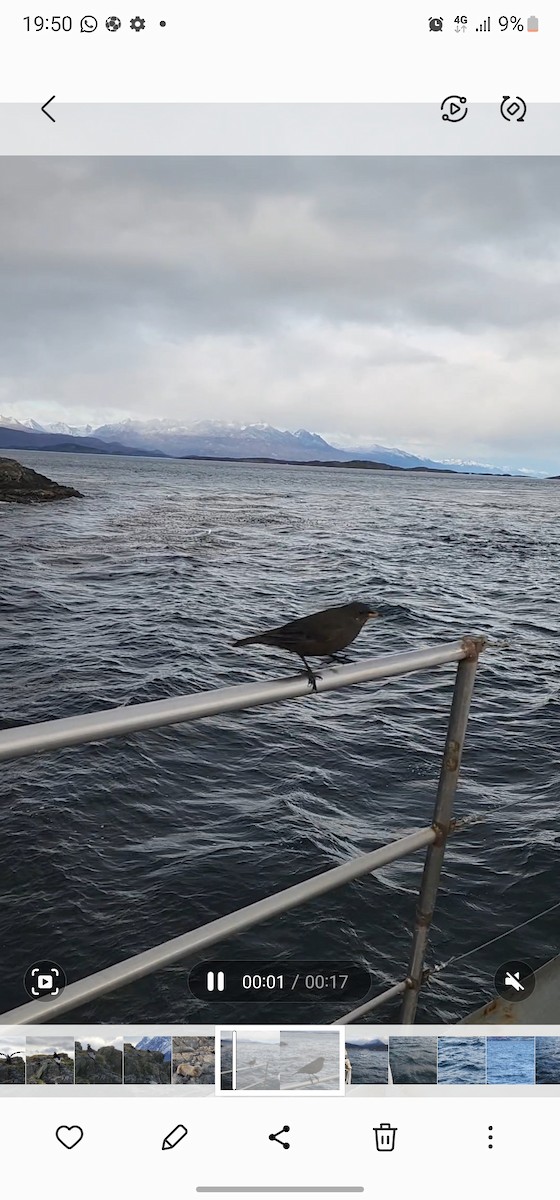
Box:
[232,635,261,647]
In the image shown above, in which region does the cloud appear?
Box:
[26,1036,75,1056]
[0,157,559,469]
[77,1035,122,1051]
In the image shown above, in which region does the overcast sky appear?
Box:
[0,1035,25,1056]
[1,157,559,471]
[77,1035,122,1051]
[26,1036,74,1057]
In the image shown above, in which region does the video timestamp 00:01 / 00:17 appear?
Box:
[187,962,372,1002]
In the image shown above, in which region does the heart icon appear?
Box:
[56,1126,84,1149]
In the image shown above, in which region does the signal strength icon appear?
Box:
[475,16,491,31]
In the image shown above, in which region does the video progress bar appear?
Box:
[196,1189,364,1193]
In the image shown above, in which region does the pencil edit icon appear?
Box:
[162,1124,188,1150]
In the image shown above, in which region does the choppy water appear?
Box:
[535,1036,560,1083]
[389,1037,437,1084]
[1,451,560,1024]
[437,1036,486,1084]
[345,1041,388,1084]
[486,1036,535,1084]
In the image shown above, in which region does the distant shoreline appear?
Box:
[178,453,513,477]
[1,426,550,477]
[7,443,555,479]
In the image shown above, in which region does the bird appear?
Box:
[232,601,379,690]
[297,1055,325,1085]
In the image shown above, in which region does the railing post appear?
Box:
[400,637,485,1024]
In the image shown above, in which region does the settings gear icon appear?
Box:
[105,16,121,31]
[130,15,146,30]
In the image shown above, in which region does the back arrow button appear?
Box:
[41,95,56,123]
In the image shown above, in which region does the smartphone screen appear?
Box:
[0,3,558,1195]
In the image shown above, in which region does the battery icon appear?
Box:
[527,15,539,31]
[206,970,226,992]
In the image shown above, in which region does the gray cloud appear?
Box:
[0,157,559,470]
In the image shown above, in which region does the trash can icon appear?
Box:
[373,1123,397,1152]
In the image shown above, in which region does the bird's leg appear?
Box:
[299,655,318,693]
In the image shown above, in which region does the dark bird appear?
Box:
[233,601,379,689]
[297,1055,325,1085]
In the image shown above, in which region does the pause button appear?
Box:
[206,970,226,992]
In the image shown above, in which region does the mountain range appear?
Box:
[134,1036,172,1060]
[0,414,528,476]
[345,1038,388,1050]
[0,419,167,458]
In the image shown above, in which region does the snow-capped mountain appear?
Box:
[0,412,531,474]
[135,1036,171,1060]
[336,439,528,476]
[90,418,349,461]
[0,414,46,433]
[0,414,94,437]
[88,419,528,473]
[47,421,94,437]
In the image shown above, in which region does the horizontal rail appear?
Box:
[0,639,479,763]
[0,826,436,1024]
[333,980,408,1024]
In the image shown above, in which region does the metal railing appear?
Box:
[0,635,485,1025]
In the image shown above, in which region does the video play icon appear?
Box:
[441,95,468,122]
[24,960,67,1001]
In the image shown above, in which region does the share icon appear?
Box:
[269,1125,290,1150]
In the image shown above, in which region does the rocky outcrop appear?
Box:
[124,1042,171,1084]
[0,456,83,503]
[172,1036,215,1085]
[75,1042,123,1084]
[26,1053,74,1084]
[0,1056,25,1084]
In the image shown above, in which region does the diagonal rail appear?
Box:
[0,640,476,762]
[0,826,436,1023]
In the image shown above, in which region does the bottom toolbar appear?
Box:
[0,1095,551,1200]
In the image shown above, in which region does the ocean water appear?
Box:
[389,1037,438,1084]
[1,451,560,1024]
[535,1037,560,1083]
[437,1036,486,1084]
[345,1041,388,1084]
[486,1037,535,1084]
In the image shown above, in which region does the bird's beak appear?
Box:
[367,611,379,619]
